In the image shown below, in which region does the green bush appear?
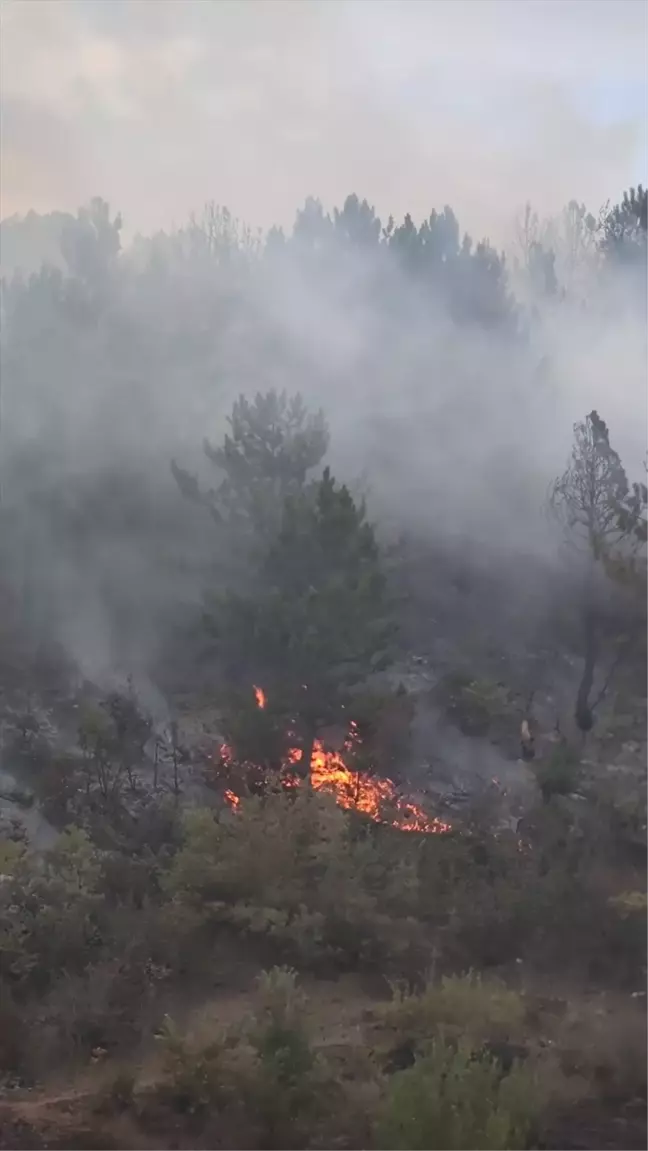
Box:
[374,1040,540,1150]
[240,967,329,1149]
[0,828,105,993]
[382,971,526,1050]
[156,1014,233,1115]
[106,1068,136,1109]
[245,966,313,1073]
[156,968,333,1149]
[535,745,581,802]
[437,672,513,737]
[164,790,423,968]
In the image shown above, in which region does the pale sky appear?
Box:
[1,0,646,242]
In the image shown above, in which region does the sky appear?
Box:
[1,0,646,243]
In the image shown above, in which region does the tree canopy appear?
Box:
[211,465,396,773]
[550,410,638,562]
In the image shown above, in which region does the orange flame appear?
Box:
[220,689,451,835]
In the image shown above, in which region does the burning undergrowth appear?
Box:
[216,686,451,835]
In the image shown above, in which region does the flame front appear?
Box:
[221,690,451,835]
[291,737,449,833]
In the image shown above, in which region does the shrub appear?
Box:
[374,1039,541,1150]
[437,672,513,737]
[0,828,105,993]
[245,967,321,1086]
[155,968,333,1148]
[3,707,55,774]
[155,1014,233,1115]
[105,1068,136,1110]
[35,958,150,1067]
[552,997,647,1105]
[164,790,423,969]
[535,745,581,802]
[240,967,329,1149]
[381,972,526,1051]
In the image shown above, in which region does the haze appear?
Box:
[0,0,646,691]
[1,0,646,242]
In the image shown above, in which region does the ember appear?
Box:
[221,688,451,835]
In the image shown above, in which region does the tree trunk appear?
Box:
[575,609,598,733]
[299,727,316,787]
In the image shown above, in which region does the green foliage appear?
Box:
[156,968,327,1148]
[78,702,123,799]
[3,707,54,774]
[0,838,26,876]
[156,1014,232,1114]
[246,966,315,1081]
[535,745,582,802]
[289,195,517,329]
[604,476,648,659]
[77,689,152,800]
[0,827,103,993]
[60,197,122,288]
[36,957,149,1064]
[382,972,526,1050]
[105,1068,136,1110]
[0,208,73,278]
[437,671,513,736]
[213,466,396,767]
[213,683,294,784]
[344,685,414,783]
[104,687,152,766]
[550,411,647,729]
[165,790,421,967]
[2,181,646,1147]
[602,185,647,268]
[47,826,102,891]
[550,410,634,561]
[173,389,328,553]
[240,968,325,1149]
[375,1040,540,1150]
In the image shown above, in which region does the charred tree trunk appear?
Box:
[575,609,599,734]
[299,727,315,787]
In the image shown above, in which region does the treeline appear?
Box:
[2,183,646,314]
[0,182,646,708]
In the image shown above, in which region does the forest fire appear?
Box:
[223,788,241,809]
[221,687,451,835]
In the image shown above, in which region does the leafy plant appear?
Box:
[382,971,526,1050]
[437,672,512,737]
[375,1039,541,1150]
[535,745,581,802]
[155,1014,231,1114]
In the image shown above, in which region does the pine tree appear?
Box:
[212,467,396,776]
[550,411,647,732]
[172,390,328,561]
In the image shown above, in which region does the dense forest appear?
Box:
[0,183,646,1150]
